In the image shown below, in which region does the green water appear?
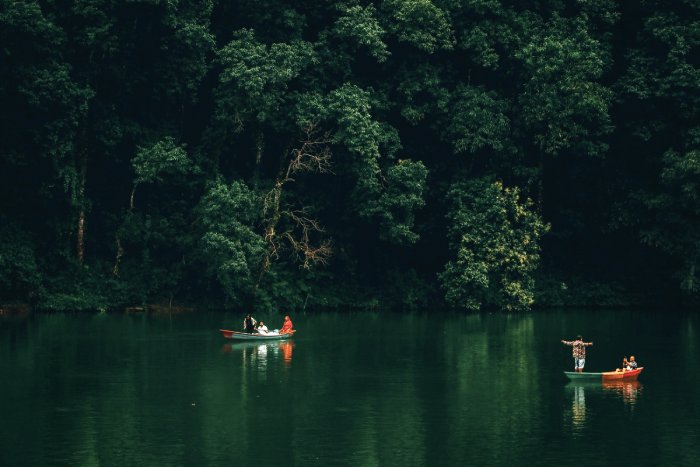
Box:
[1,310,698,466]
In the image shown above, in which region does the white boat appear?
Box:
[219,329,295,340]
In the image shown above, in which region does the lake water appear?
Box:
[1,310,698,466]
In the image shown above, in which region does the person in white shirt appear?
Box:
[257,321,269,334]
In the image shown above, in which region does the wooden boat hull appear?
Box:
[219,329,295,340]
[564,367,644,382]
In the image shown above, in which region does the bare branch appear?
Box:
[286,122,333,179]
[256,123,334,287]
[286,208,325,234]
[301,241,332,269]
[283,232,332,269]
[262,181,282,218]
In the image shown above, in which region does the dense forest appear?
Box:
[1,0,698,312]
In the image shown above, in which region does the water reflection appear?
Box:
[572,384,587,430]
[221,340,294,370]
[565,379,644,434]
[602,381,643,407]
[4,311,697,467]
[279,341,293,365]
[565,383,590,434]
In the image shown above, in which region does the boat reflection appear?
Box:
[221,340,295,368]
[602,380,643,407]
[572,384,586,427]
[279,340,294,365]
[565,383,589,434]
[564,379,644,432]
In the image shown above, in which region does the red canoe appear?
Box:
[602,367,644,381]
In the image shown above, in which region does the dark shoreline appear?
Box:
[2,301,693,315]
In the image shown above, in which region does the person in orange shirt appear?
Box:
[280,315,294,334]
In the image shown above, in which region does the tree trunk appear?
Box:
[252,127,264,190]
[129,185,136,210]
[76,150,88,263]
[685,262,696,293]
[537,147,544,215]
[256,180,282,289]
[113,185,136,277]
[255,128,264,166]
[113,236,124,277]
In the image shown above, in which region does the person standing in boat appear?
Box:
[243,314,257,333]
[561,335,593,373]
[280,315,294,334]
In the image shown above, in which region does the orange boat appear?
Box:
[602,367,644,381]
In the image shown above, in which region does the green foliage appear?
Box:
[440,178,548,311]
[637,145,700,294]
[517,16,612,156]
[325,84,427,243]
[395,63,449,124]
[375,160,428,244]
[327,83,383,159]
[253,262,315,314]
[333,4,389,62]
[215,29,316,127]
[382,268,434,311]
[0,0,91,188]
[37,281,112,312]
[619,4,700,112]
[445,0,529,71]
[382,0,455,53]
[195,180,266,304]
[34,264,138,312]
[534,275,640,308]
[442,85,510,155]
[2,0,699,311]
[0,222,42,301]
[132,137,193,185]
[160,2,215,101]
[612,1,700,298]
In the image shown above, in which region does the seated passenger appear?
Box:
[619,357,629,372]
[280,315,294,334]
[627,356,638,370]
[257,321,269,334]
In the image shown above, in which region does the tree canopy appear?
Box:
[1,0,698,311]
